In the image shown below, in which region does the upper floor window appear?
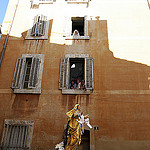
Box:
[11,54,44,94]
[63,16,89,39]
[65,0,90,3]
[31,0,56,5]
[59,54,93,94]
[39,0,56,3]
[25,15,49,40]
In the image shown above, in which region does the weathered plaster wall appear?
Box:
[1,0,150,149]
[0,19,150,150]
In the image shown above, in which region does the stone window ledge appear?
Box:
[66,0,89,4]
[65,36,90,40]
[13,89,41,94]
[25,36,48,40]
[62,89,90,95]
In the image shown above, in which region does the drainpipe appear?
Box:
[0,0,20,68]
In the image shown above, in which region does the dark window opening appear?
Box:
[70,58,84,84]
[72,17,84,36]
[24,58,32,89]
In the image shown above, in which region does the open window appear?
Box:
[0,120,34,150]
[25,14,49,40]
[59,54,93,94]
[11,54,44,94]
[63,16,89,39]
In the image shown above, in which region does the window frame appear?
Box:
[65,0,90,3]
[39,0,56,4]
[11,54,44,94]
[25,15,49,40]
[63,16,89,40]
[0,119,34,149]
[59,54,94,94]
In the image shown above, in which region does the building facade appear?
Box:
[0,0,150,149]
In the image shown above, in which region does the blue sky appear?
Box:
[0,0,9,24]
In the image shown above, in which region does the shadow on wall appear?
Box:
[0,19,150,114]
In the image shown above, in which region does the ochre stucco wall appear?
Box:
[0,19,150,150]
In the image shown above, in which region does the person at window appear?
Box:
[80,80,86,90]
[69,80,76,89]
[76,79,81,90]
[73,29,80,36]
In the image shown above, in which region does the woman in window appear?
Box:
[76,79,81,90]
[80,80,86,90]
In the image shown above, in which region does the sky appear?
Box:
[0,0,9,24]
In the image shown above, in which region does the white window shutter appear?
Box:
[31,15,39,36]
[12,58,26,89]
[33,15,39,24]
[59,57,70,89]
[38,21,45,36]
[28,57,40,88]
[84,15,88,36]
[40,14,47,21]
[63,16,72,37]
[31,24,36,36]
[85,57,94,90]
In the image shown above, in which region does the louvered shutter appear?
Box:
[63,16,72,37]
[38,15,46,36]
[84,15,88,36]
[85,57,94,90]
[28,57,40,88]
[12,58,26,89]
[31,15,39,36]
[38,21,45,36]
[1,120,34,149]
[59,57,70,89]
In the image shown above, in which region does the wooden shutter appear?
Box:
[28,57,40,88]
[12,58,26,89]
[63,16,72,37]
[31,15,39,36]
[1,120,34,149]
[38,21,45,36]
[84,15,88,36]
[85,57,94,90]
[59,57,70,89]
[38,15,46,36]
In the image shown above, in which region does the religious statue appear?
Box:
[55,104,92,150]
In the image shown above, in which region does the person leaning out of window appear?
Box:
[69,80,76,89]
[80,80,86,90]
[69,79,86,90]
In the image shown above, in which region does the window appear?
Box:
[72,17,84,36]
[39,0,56,3]
[65,0,90,3]
[25,15,49,40]
[0,120,34,149]
[63,16,89,39]
[31,0,56,5]
[59,54,93,94]
[11,54,44,94]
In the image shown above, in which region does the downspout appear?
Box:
[0,0,20,67]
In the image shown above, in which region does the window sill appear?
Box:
[13,89,41,94]
[62,89,90,95]
[25,36,48,40]
[66,0,89,4]
[65,36,90,40]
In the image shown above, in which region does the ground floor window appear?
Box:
[0,120,34,149]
